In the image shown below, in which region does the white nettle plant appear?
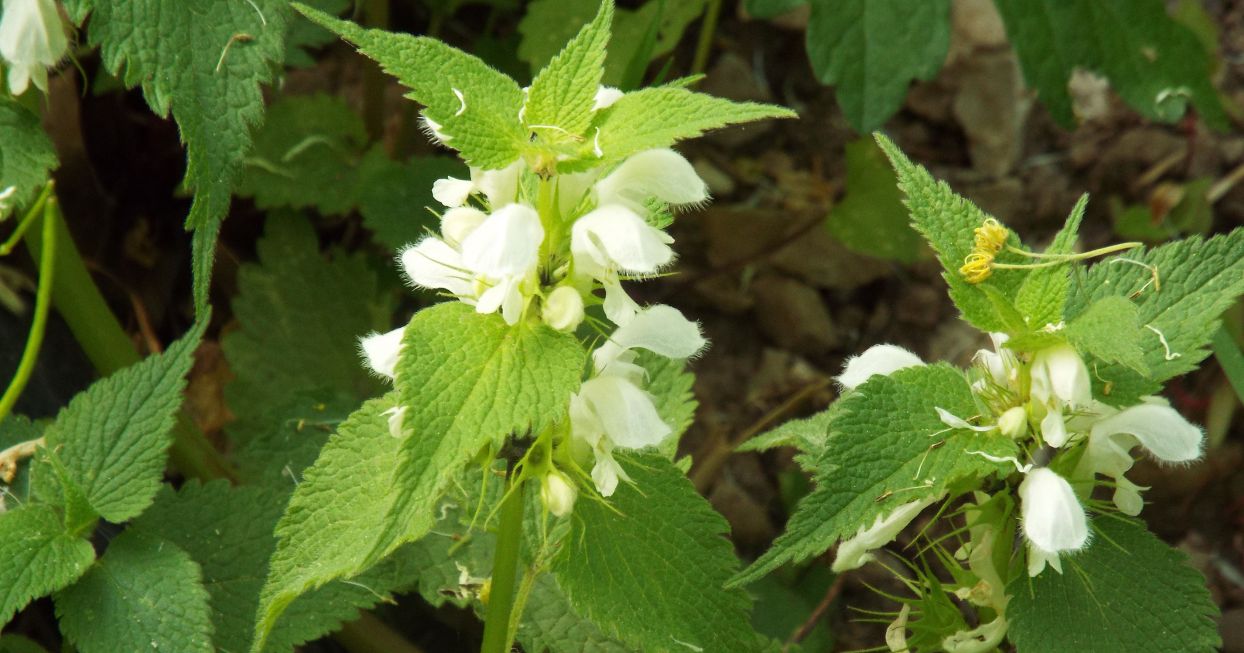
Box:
[0,0,69,95]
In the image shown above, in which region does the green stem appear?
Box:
[0,198,56,424]
[0,183,52,256]
[22,203,237,481]
[690,0,722,75]
[479,471,526,653]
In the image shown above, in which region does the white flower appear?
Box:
[591,303,706,375]
[1074,399,1202,515]
[0,0,68,95]
[972,332,1017,388]
[833,493,944,572]
[570,375,666,496]
[460,203,543,324]
[430,161,523,209]
[570,204,673,324]
[540,469,578,517]
[440,206,487,247]
[1018,467,1088,576]
[400,237,473,299]
[835,344,924,391]
[1029,345,1092,448]
[432,177,475,208]
[359,326,405,380]
[542,285,584,332]
[593,149,708,215]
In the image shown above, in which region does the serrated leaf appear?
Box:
[133,481,418,653]
[0,505,94,627]
[85,0,289,310]
[54,530,213,653]
[732,364,1017,586]
[827,138,922,263]
[518,574,632,653]
[735,404,837,460]
[875,133,1032,333]
[43,319,206,523]
[560,86,794,172]
[371,302,586,564]
[553,453,761,652]
[0,416,42,506]
[295,4,527,169]
[635,351,697,459]
[1065,296,1147,375]
[993,0,1226,129]
[525,0,613,141]
[806,0,950,133]
[1014,194,1086,329]
[356,149,465,251]
[235,95,367,215]
[1007,517,1220,652]
[222,214,388,485]
[1066,230,1244,403]
[0,101,57,218]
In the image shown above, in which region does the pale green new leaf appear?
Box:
[235,95,367,215]
[223,214,388,485]
[993,0,1226,130]
[55,530,213,653]
[827,138,922,263]
[806,0,950,133]
[525,1,613,140]
[0,101,57,217]
[1007,518,1219,652]
[372,302,586,564]
[1066,229,1244,402]
[43,319,206,523]
[566,87,795,171]
[295,4,527,169]
[0,505,94,627]
[1014,194,1086,329]
[1065,296,1147,376]
[731,364,1017,586]
[554,454,761,652]
[85,0,289,310]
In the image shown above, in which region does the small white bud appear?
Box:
[997,406,1027,439]
[540,470,577,517]
[543,286,585,332]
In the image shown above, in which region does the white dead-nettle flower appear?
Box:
[0,0,68,95]
[1029,344,1092,448]
[542,285,584,332]
[431,161,523,210]
[834,344,924,391]
[570,305,705,496]
[359,326,405,380]
[539,469,578,517]
[1072,398,1202,516]
[593,149,708,215]
[400,203,544,325]
[972,332,1018,388]
[1017,467,1088,576]
[833,493,944,572]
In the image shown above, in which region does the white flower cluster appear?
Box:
[359,86,711,509]
[0,0,68,96]
[831,337,1202,578]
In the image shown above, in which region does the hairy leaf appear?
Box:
[0,101,57,218]
[0,505,94,627]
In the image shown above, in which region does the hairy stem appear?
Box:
[480,471,526,653]
[0,198,56,425]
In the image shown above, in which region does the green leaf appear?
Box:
[1066,229,1244,402]
[133,481,418,653]
[636,350,697,459]
[1007,517,1220,652]
[875,133,1031,333]
[0,634,49,653]
[0,416,42,506]
[746,0,806,20]
[43,319,206,523]
[372,303,586,563]
[735,405,836,460]
[826,138,922,263]
[0,505,94,627]
[1014,194,1086,329]
[563,86,795,171]
[553,454,761,652]
[295,4,527,169]
[525,0,613,141]
[85,0,289,310]
[235,94,367,215]
[356,149,465,251]
[0,101,57,218]
[1065,296,1147,376]
[519,574,631,653]
[731,364,1017,586]
[993,0,1226,129]
[806,0,950,133]
[55,530,213,653]
[222,214,388,485]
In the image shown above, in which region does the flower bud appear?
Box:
[543,286,585,332]
[540,470,578,517]
[997,406,1027,439]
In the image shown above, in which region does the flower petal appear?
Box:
[574,375,671,450]
[1040,406,1070,448]
[935,408,995,432]
[1018,468,1089,557]
[592,304,706,373]
[591,451,630,497]
[601,278,640,326]
[836,344,924,390]
[1089,402,1203,464]
[832,494,942,572]
[571,204,674,275]
[1031,345,1091,408]
[359,326,405,380]
[593,85,624,110]
[440,206,487,246]
[432,176,475,208]
[461,203,544,278]
[595,148,708,211]
[399,237,473,298]
[470,161,522,209]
